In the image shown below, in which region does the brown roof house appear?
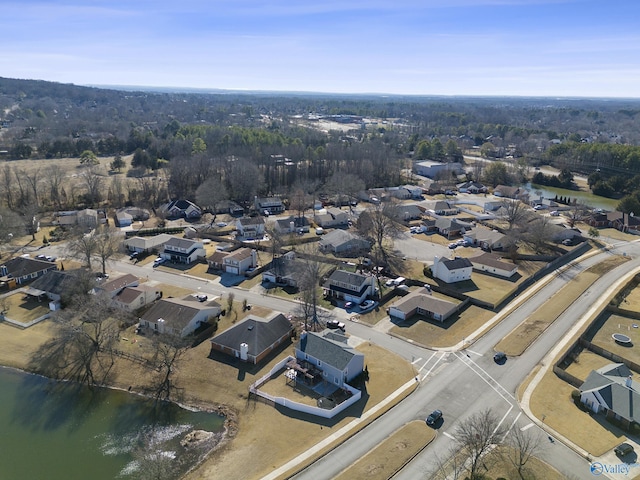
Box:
[112,285,161,312]
[388,286,459,322]
[210,313,293,364]
[93,274,139,297]
[139,295,221,337]
[207,248,258,275]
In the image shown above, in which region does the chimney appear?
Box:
[251,249,257,267]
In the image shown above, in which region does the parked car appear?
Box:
[448,243,458,249]
[326,320,346,331]
[360,300,376,311]
[216,221,228,227]
[196,294,208,302]
[426,409,443,426]
[129,251,139,259]
[615,442,634,456]
[153,257,165,267]
[550,211,560,216]
[35,254,47,260]
[344,301,353,310]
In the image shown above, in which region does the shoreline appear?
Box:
[0,362,239,478]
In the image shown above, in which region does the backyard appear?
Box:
[0,290,50,325]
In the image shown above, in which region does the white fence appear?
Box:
[249,355,362,419]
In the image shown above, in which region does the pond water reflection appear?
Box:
[0,367,224,480]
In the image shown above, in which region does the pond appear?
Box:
[523,183,620,211]
[0,367,225,480]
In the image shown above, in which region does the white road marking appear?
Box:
[455,352,515,402]
[420,353,448,381]
[442,431,456,441]
[520,422,535,431]
[418,351,438,372]
[411,357,423,365]
[466,349,483,356]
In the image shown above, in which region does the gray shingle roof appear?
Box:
[441,257,473,271]
[28,270,77,296]
[141,296,220,330]
[297,332,360,370]
[210,313,293,357]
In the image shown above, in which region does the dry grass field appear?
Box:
[564,349,615,382]
[495,255,629,356]
[0,291,50,323]
[483,448,567,480]
[333,421,435,480]
[621,280,640,311]
[528,366,624,456]
[391,305,495,348]
[591,312,640,366]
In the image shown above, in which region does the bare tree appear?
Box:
[109,175,126,208]
[21,167,41,208]
[93,225,123,275]
[357,202,403,268]
[501,426,545,480]
[148,333,190,403]
[81,165,104,206]
[294,245,333,331]
[429,444,468,480]
[67,227,98,269]
[500,199,529,231]
[0,207,25,255]
[195,176,228,222]
[325,172,365,209]
[1,165,15,209]
[454,409,506,480]
[44,164,65,209]
[31,293,121,387]
[522,216,555,253]
[566,202,590,228]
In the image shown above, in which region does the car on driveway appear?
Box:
[448,243,457,249]
[426,409,443,426]
[153,257,165,267]
[359,300,377,312]
[344,301,353,310]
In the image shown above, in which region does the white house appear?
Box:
[140,295,221,337]
[432,256,473,283]
[160,199,202,219]
[112,285,161,312]
[414,160,463,179]
[323,270,376,305]
[295,331,365,388]
[314,207,349,228]
[222,248,258,275]
[93,274,139,297]
[470,253,518,278]
[124,233,175,254]
[254,196,285,214]
[161,238,205,264]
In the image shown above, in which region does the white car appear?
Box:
[550,211,560,216]
[153,257,165,267]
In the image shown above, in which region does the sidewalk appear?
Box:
[260,378,418,480]
[518,262,640,475]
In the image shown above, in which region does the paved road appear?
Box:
[292,243,640,480]
[33,237,640,479]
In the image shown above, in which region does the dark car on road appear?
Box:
[494,352,507,363]
[426,409,442,426]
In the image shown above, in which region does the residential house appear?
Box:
[548,224,585,244]
[398,184,424,199]
[314,208,349,228]
[470,253,518,278]
[456,181,488,194]
[262,251,301,288]
[112,285,161,312]
[25,270,78,307]
[54,210,80,227]
[530,197,559,210]
[318,230,371,256]
[124,233,175,254]
[274,216,311,234]
[323,270,376,305]
[115,210,133,227]
[432,256,473,283]
[207,251,228,271]
[236,216,266,240]
[139,295,221,337]
[493,185,529,202]
[464,228,507,251]
[580,363,640,429]
[209,313,293,364]
[254,196,285,215]
[0,257,57,287]
[388,287,458,322]
[77,208,99,229]
[160,199,202,219]
[434,218,470,239]
[295,331,365,388]
[414,160,463,179]
[161,238,205,264]
[483,201,504,213]
[587,212,640,233]
[223,248,258,275]
[392,204,424,222]
[93,274,139,297]
[426,201,459,216]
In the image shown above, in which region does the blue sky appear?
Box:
[2,0,639,97]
